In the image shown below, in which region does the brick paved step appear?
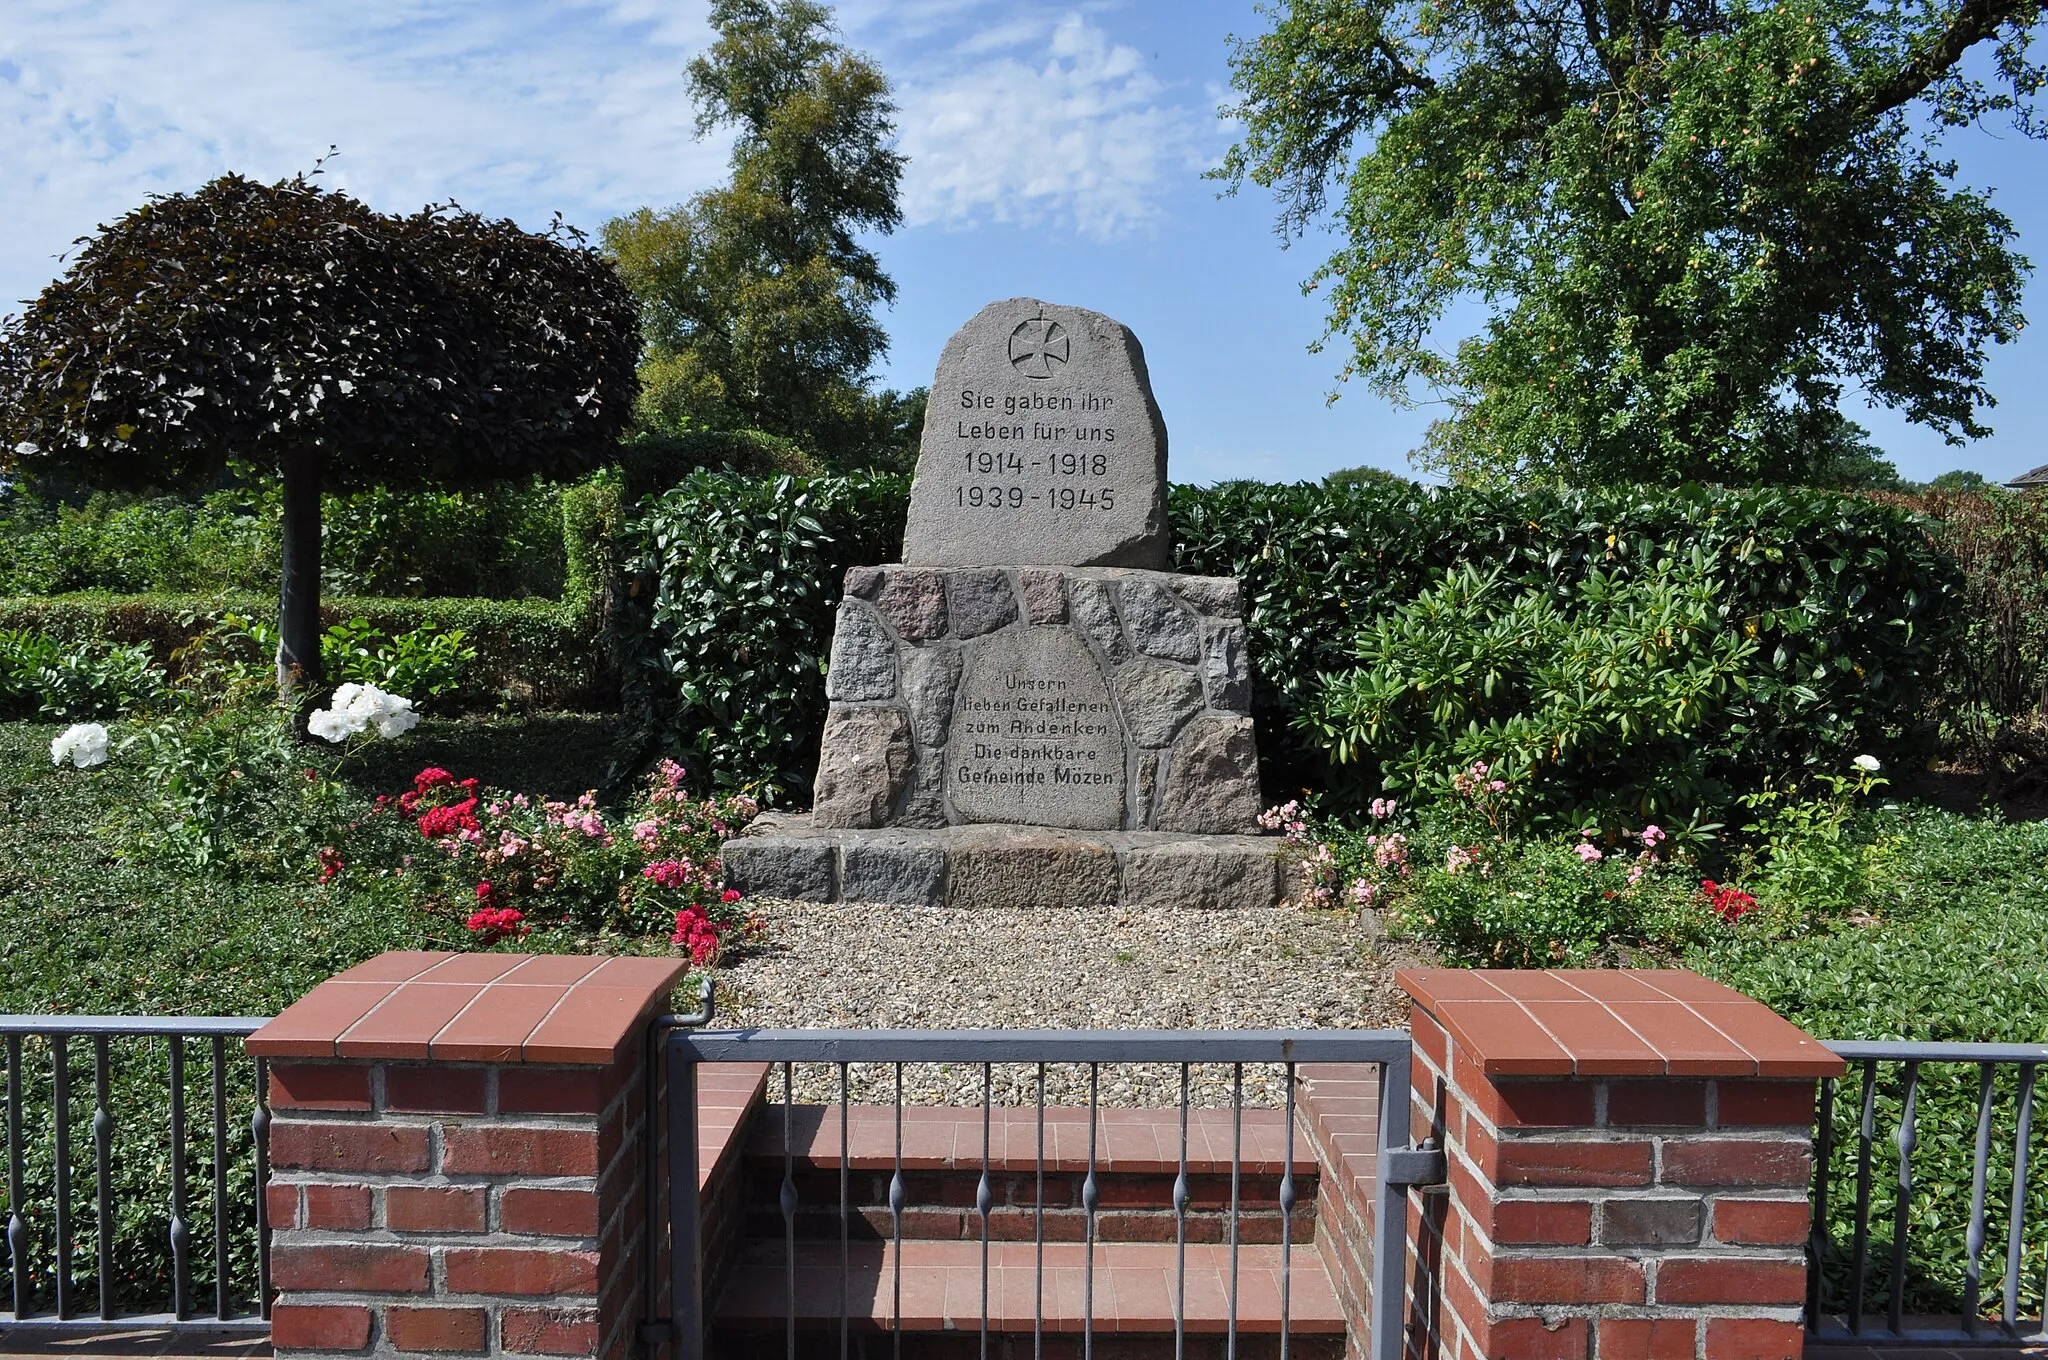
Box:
[743,1105,1317,1245]
[711,1238,1347,1359]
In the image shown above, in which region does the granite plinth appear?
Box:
[723,814,1289,909]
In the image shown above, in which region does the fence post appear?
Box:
[245,952,685,1360]
[1397,968,1844,1360]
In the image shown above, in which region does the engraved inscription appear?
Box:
[1008,315,1069,378]
[947,627,1125,829]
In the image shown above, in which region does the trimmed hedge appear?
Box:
[0,594,606,712]
[1171,480,1963,808]
[618,472,907,797]
[618,475,1961,808]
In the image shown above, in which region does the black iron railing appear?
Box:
[652,1025,1435,1360]
[0,1015,271,1334]
[1809,1039,2048,1348]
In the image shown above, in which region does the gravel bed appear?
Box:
[712,900,1423,1109]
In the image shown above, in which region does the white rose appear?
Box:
[373,694,419,738]
[50,722,110,769]
[307,708,355,743]
[1852,754,1881,773]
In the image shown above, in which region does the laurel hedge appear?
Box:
[615,474,1961,812]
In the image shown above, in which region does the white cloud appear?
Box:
[0,0,1225,312]
[0,0,730,310]
[887,11,1217,241]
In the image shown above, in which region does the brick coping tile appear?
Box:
[1397,968,1844,1080]
[246,951,688,1066]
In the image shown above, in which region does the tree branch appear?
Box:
[1376,34,1439,92]
[1862,0,2048,120]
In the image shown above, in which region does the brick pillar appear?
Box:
[247,951,688,1360]
[1397,968,1844,1360]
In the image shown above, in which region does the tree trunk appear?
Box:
[277,450,326,698]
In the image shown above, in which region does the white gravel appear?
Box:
[712,901,1424,1108]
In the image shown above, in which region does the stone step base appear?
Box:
[711,1239,1347,1356]
[722,815,1289,909]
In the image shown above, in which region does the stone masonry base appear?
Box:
[722,812,1288,908]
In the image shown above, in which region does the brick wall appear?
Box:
[248,952,687,1360]
[1396,969,1841,1360]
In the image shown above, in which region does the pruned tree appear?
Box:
[0,171,639,696]
[1215,0,2045,486]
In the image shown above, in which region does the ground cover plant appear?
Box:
[1280,750,2048,1322]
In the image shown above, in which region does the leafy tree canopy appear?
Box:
[0,172,638,492]
[1215,0,2046,486]
[603,0,912,469]
[0,170,639,691]
[1930,468,1994,490]
[1325,462,1416,487]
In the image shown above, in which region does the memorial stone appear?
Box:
[727,299,1281,906]
[903,299,1169,570]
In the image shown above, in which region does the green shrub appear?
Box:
[1172,480,1962,812]
[618,471,908,796]
[0,595,603,712]
[1303,556,1760,828]
[0,627,166,720]
[0,481,573,600]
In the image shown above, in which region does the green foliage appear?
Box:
[1323,463,1412,488]
[602,0,913,467]
[619,470,907,795]
[0,629,165,721]
[1305,558,1761,827]
[197,613,477,701]
[0,595,603,713]
[1170,479,1962,811]
[1213,0,2040,485]
[1873,488,2048,763]
[0,482,574,600]
[1693,806,2048,1317]
[1929,469,1993,492]
[0,173,639,494]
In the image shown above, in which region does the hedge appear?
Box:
[616,472,907,797]
[0,593,606,712]
[1170,480,1963,807]
[618,475,1961,810]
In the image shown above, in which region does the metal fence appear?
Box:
[1809,1039,2048,1348]
[0,1015,271,1334]
[653,1027,1433,1360]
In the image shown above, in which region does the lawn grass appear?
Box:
[0,714,631,1018]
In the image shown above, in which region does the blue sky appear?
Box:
[3,0,2044,486]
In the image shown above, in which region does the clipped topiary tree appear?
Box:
[0,171,639,696]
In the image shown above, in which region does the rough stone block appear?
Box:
[824,602,895,702]
[941,827,1121,910]
[1156,716,1261,834]
[719,836,835,903]
[841,839,948,906]
[901,646,963,749]
[811,705,913,829]
[1120,577,1201,663]
[1172,576,1242,618]
[1069,577,1129,664]
[1201,622,1251,712]
[1018,569,1069,623]
[945,567,1019,639]
[1119,837,1284,910]
[1114,658,1205,749]
[873,569,948,641]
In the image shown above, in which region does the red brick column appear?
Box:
[247,951,687,1360]
[1398,969,1844,1360]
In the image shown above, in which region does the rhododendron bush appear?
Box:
[327,758,762,960]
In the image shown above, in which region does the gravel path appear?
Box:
[713,900,1423,1108]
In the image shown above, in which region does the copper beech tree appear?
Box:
[0,172,639,697]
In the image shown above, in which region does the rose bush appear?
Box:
[330,758,762,958]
